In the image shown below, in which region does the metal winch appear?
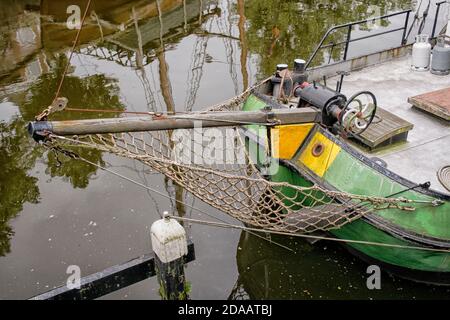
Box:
[270,59,378,135]
[295,82,347,127]
[295,82,378,134]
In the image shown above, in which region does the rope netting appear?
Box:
[40,86,424,234]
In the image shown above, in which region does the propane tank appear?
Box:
[411,34,431,71]
[431,37,450,75]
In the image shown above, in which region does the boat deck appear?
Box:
[327,55,450,194]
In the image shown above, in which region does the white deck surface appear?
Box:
[328,56,450,194]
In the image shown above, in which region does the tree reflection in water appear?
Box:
[0,118,41,256]
[244,0,410,77]
[0,53,125,255]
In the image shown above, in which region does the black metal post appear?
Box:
[401,10,411,45]
[432,1,446,39]
[338,25,352,92]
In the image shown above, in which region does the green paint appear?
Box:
[242,94,269,136]
[242,95,324,209]
[330,220,450,272]
[324,147,450,240]
[243,94,450,274]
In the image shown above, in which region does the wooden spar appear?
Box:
[28,108,320,140]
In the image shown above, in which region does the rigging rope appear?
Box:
[43,142,295,253]
[43,141,449,254]
[35,57,441,236]
[54,0,92,102]
[169,216,450,254]
[35,0,92,121]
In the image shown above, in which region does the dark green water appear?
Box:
[0,0,449,299]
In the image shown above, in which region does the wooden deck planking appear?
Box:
[408,87,450,121]
[353,107,414,149]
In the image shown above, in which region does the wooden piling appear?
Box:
[150,211,189,300]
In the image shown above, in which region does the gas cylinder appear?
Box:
[431,37,450,75]
[412,34,431,71]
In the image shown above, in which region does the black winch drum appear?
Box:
[296,83,347,110]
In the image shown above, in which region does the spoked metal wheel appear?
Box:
[339,91,377,135]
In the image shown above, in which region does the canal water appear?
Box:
[1,0,449,299]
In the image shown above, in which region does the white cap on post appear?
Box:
[150,212,188,263]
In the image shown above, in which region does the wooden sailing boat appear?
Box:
[27,6,450,285]
[240,84,450,285]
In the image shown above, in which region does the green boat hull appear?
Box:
[242,93,450,284]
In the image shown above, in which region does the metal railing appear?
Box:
[305,10,412,92]
[305,10,413,71]
[305,2,448,92]
[432,1,448,38]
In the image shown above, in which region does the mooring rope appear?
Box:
[169,216,450,254]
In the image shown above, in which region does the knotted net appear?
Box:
[41,86,419,234]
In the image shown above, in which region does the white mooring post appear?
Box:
[150,211,189,300]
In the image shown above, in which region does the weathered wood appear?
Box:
[28,108,320,139]
[408,87,450,121]
[353,107,414,149]
[151,213,189,300]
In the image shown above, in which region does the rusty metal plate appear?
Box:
[408,87,450,121]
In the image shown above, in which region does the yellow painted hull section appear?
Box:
[298,131,341,177]
[270,124,314,160]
